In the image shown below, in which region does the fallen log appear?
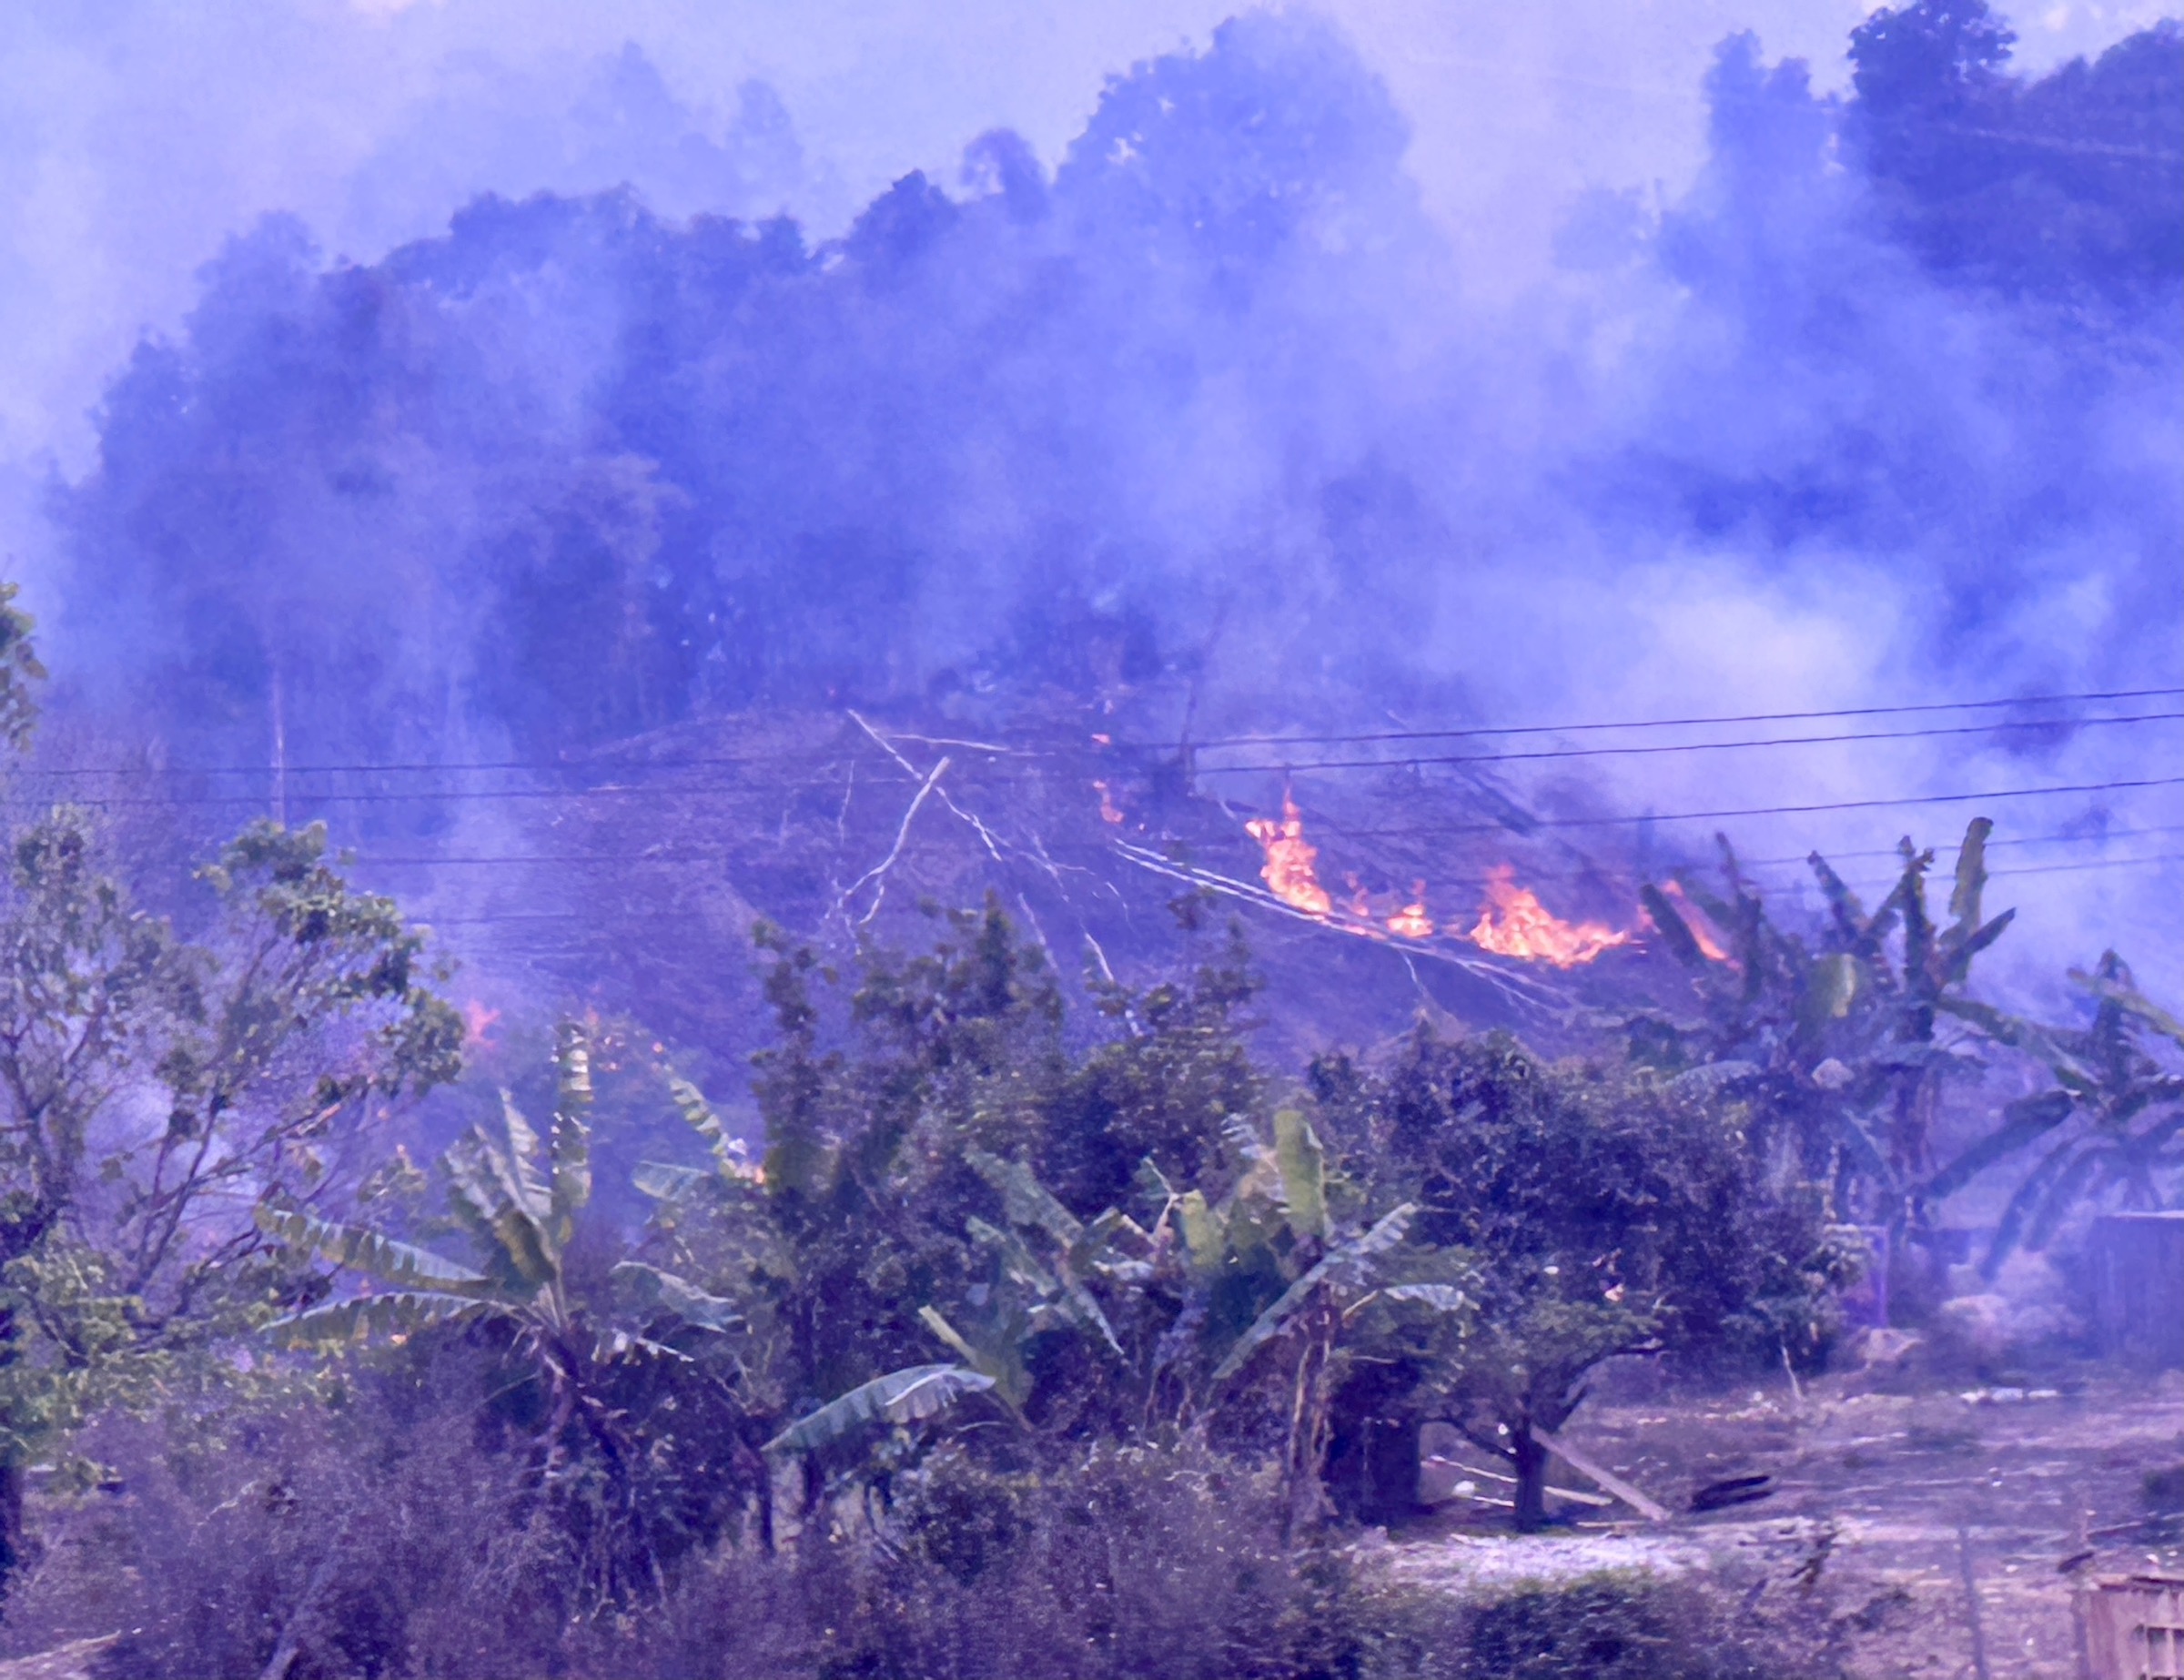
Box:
[1528,1426,1673,1523]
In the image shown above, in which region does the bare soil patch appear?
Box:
[1381,1363,2184,1676]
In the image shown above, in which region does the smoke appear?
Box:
[22,4,2184,1000]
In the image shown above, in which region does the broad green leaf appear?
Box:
[551,1024,592,1237]
[611,1261,741,1331]
[1923,1090,2075,1202]
[1805,853,1871,945]
[254,1205,495,1298]
[915,1305,1034,1410]
[1211,1204,1414,1385]
[1805,953,1859,1025]
[1177,1190,1222,1278]
[918,1304,985,1368]
[1069,1206,1150,1270]
[268,1289,492,1346]
[2072,967,2184,1051]
[1942,910,2016,985]
[968,1216,1060,1294]
[446,1132,555,1290]
[1981,1131,2087,1277]
[497,1093,553,1225]
[1381,1283,1470,1312]
[1639,885,1706,969]
[1947,817,1991,937]
[966,1149,1081,1246]
[1273,1108,1327,1242]
[632,1161,711,1201]
[763,1363,996,1455]
[1896,844,1936,987]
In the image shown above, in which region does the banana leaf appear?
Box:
[445,1131,555,1290]
[255,1205,496,1297]
[1211,1204,1415,1385]
[1273,1108,1327,1242]
[611,1261,742,1332]
[1639,885,1706,969]
[550,1025,593,1239]
[268,1289,494,1346]
[1946,818,1991,938]
[632,1161,712,1202]
[1923,1090,2075,1203]
[763,1363,995,1456]
[966,1149,1082,1246]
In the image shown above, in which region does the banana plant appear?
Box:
[1932,952,2184,1273]
[1639,820,2014,1224]
[258,1024,738,1445]
[907,1149,1154,1423]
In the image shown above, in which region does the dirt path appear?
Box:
[1384,1365,2184,1676]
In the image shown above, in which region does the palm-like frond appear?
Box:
[1211,1204,1415,1384]
[763,1363,995,1456]
[268,1289,495,1346]
[966,1149,1082,1246]
[445,1125,556,1290]
[1273,1108,1327,1241]
[550,1023,593,1242]
[255,1205,495,1297]
[611,1261,742,1332]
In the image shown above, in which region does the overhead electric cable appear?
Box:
[1155,686,2184,751]
[1186,710,2182,774]
[7,686,2178,779]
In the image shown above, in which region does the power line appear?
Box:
[344,824,2184,875]
[1157,687,2184,751]
[2,716,2174,814]
[1188,710,2182,774]
[401,853,2183,929]
[8,686,2177,780]
[1284,774,2184,837]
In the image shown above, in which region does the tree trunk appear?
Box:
[1512,1425,1552,1532]
[0,1458,27,1609]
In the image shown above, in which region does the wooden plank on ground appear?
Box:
[1530,1426,1673,1523]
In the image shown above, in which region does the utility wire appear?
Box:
[1263,775,2184,838]
[344,824,2184,874]
[1186,710,2182,774]
[402,853,2184,929]
[1147,686,2184,751]
[2,716,2175,811]
[7,686,2177,779]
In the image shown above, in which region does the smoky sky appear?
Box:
[9,2,2184,1002]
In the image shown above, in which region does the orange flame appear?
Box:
[1467,867,1629,967]
[461,999,502,1047]
[1657,879,1732,962]
[1094,780,1127,825]
[1386,882,1435,939]
[1245,795,1332,916]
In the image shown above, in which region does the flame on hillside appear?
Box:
[1467,867,1629,967]
[1386,884,1434,939]
[1094,780,1127,825]
[1245,794,1332,916]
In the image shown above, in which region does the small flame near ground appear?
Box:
[1239,802,1633,965]
[1657,879,1733,962]
[1468,867,1630,967]
[461,999,502,1047]
[1386,884,1434,939]
[1245,794,1333,916]
[1094,780,1127,825]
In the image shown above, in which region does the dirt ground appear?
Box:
[1380,1361,2184,1677]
